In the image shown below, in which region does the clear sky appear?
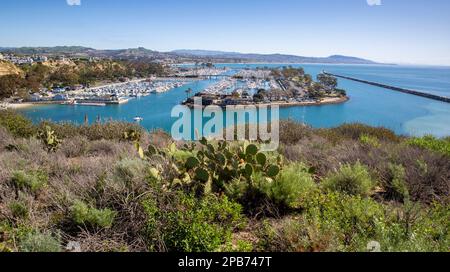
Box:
[1,0,450,65]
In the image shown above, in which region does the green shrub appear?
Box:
[257,163,316,209]
[19,232,61,252]
[114,158,148,186]
[11,170,48,193]
[9,201,29,219]
[70,200,117,229]
[323,162,376,197]
[259,191,450,252]
[143,194,245,252]
[301,191,386,251]
[320,123,399,143]
[257,191,389,252]
[375,202,450,252]
[407,135,450,157]
[221,239,254,252]
[0,110,36,138]
[360,134,381,148]
[388,163,409,202]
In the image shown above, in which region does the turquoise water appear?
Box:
[19,64,450,137]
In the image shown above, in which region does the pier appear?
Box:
[324,72,450,103]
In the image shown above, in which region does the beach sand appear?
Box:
[2,103,36,109]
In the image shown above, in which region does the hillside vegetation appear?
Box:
[0,59,166,99]
[0,111,448,252]
[0,61,23,77]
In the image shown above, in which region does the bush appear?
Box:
[70,200,117,229]
[0,126,14,147]
[279,120,313,144]
[38,121,143,141]
[360,134,381,148]
[143,194,245,252]
[11,170,48,193]
[259,190,450,252]
[9,202,29,219]
[407,135,450,157]
[60,135,89,158]
[19,232,61,252]
[114,158,148,187]
[320,123,400,143]
[323,162,376,197]
[387,163,409,202]
[258,191,386,252]
[257,163,316,209]
[0,110,36,138]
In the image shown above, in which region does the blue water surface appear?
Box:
[19,64,450,137]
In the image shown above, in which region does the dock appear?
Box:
[324,72,450,103]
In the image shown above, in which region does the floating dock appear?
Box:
[324,72,450,103]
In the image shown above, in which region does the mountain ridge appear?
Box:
[171,49,379,64]
[0,46,380,64]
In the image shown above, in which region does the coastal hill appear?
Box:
[171,49,378,64]
[0,46,379,64]
[0,60,23,76]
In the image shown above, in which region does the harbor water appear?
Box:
[19,64,450,137]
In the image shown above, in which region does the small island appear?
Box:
[182,67,348,108]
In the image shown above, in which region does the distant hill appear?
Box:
[171,49,242,57]
[171,50,378,64]
[0,46,379,64]
[0,46,94,55]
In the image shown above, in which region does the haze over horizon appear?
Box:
[1,0,450,65]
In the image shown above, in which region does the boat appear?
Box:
[133,116,144,122]
[62,100,78,105]
[77,102,107,107]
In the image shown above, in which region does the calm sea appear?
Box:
[19,64,450,137]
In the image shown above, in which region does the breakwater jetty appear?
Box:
[324,72,450,103]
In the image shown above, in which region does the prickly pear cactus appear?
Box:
[38,126,62,152]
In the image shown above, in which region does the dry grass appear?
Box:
[0,113,448,252]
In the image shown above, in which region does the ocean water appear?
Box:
[19,64,450,137]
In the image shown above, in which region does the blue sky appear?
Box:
[1,0,449,65]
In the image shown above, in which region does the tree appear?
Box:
[281,67,304,79]
[303,74,312,86]
[317,73,338,91]
[0,74,25,98]
[308,83,325,99]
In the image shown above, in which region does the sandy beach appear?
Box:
[1,103,36,110]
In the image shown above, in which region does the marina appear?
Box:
[17,64,450,137]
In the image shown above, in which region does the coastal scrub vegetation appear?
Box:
[0,59,167,99]
[0,112,448,252]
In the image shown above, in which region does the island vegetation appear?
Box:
[184,67,348,108]
[0,110,448,252]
